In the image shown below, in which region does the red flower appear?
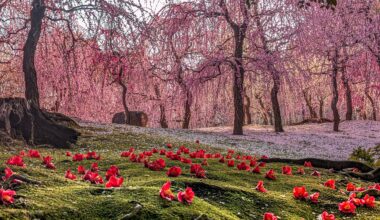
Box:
[265,169,276,180]
[252,166,261,174]
[0,189,16,205]
[65,169,77,180]
[201,159,208,166]
[177,187,195,204]
[368,184,380,190]
[338,201,356,214]
[195,140,200,144]
[83,171,104,184]
[120,151,131,157]
[363,194,375,208]
[228,149,234,154]
[227,160,235,167]
[181,158,192,164]
[28,149,41,158]
[190,164,202,174]
[91,163,99,172]
[263,212,277,220]
[166,143,173,148]
[195,167,206,178]
[226,154,232,159]
[3,167,13,180]
[250,160,257,167]
[311,170,321,177]
[349,193,364,206]
[105,165,119,180]
[45,162,56,169]
[73,153,84,161]
[259,162,266,167]
[42,156,52,165]
[261,155,269,159]
[255,181,267,193]
[77,165,86,174]
[19,150,26,157]
[309,192,319,203]
[167,166,182,177]
[346,182,355,191]
[105,175,124,188]
[321,211,335,220]
[219,157,225,163]
[160,181,175,201]
[6,155,25,167]
[293,186,308,199]
[237,162,250,171]
[304,161,313,167]
[66,151,72,157]
[324,179,336,189]
[159,149,166,155]
[146,158,166,171]
[152,148,158,153]
[282,166,292,175]
[297,167,305,175]
[86,151,100,160]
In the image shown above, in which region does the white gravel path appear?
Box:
[80,120,380,161]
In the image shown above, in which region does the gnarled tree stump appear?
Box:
[112,111,148,127]
[0,98,79,148]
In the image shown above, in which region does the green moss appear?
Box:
[0,128,379,219]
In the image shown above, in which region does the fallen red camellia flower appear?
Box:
[106,165,120,180]
[259,162,266,167]
[66,151,72,157]
[91,163,99,172]
[249,160,257,167]
[309,192,319,203]
[263,212,277,220]
[320,211,335,220]
[304,161,313,167]
[65,169,77,180]
[346,182,355,191]
[77,165,86,174]
[282,166,292,175]
[255,181,267,193]
[73,153,85,161]
[252,166,261,174]
[86,151,100,160]
[177,187,195,204]
[219,157,225,163]
[0,189,16,205]
[195,167,206,178]
[160,181,175,201]
[83,171,103,184]
[120,151,131,157]
[311,170,321,177]
[105,175,124,188]
[167,166,182,177]
[338,201,356,214]
[324,179,336,189]
[6,155,25,167]
[201,159,208,166]
[363,194,375,208]
[28,149,41,158]
[237,162,250,171]
[146,158,166,171]
[3,167,13,181]
[227,160,235,167]
[265,169,276,180]
[349,193,364,206]
[166,143,173,148]
[293,186,308,200]
[190,164,202,174]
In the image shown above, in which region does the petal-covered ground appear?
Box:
[0,125,378,219]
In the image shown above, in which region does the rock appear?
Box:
[112,111,148,127]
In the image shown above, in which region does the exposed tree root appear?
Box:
[259,158,379,181]
[119,202,143,220]
[5,174,41,185]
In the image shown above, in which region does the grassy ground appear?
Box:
[0,125,379,220]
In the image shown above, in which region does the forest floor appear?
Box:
[84,120,380,160]
[0,121,379,219]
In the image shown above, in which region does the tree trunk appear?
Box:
[23,0,46,107]
[244,93,252,125]
[182,90,192,129]
[318,98,324,120]
[341,72,353,120]
[331,49,340,132]
[365,90,377,121]
[303,90,317,118]
[232,27,245,135]
[117,67,130,124]
[154,85,168,128]
[271,74,284,132]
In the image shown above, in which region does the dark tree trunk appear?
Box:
[365,90,377,121]
[255,94,271,125]
[303,90,317,118]
[154,85,168,128]
[117,67,130,124]
[341,73,353,120]
[244,93,252,125]
[331,49,340,132]
[271,73,284,132]
[318,98,324,120]
[182,90,192,129]
[23,0,45,107]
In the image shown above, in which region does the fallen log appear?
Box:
[0,98,80,148]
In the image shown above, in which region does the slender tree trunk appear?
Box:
[182,90,192,129]
[341,72,353,120]
[318,98,324,120]
[331,49,340,132]
[303,90,317,118]
[117,67,129,124]
[232,27,245,135]
[23,0,46,107]
[365,90,377,121]
[244,93,252,125]
[271,73,284,132]
[154,85,168,128]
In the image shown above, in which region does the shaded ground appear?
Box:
[0,125,379,219]
[82,120,380,160]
